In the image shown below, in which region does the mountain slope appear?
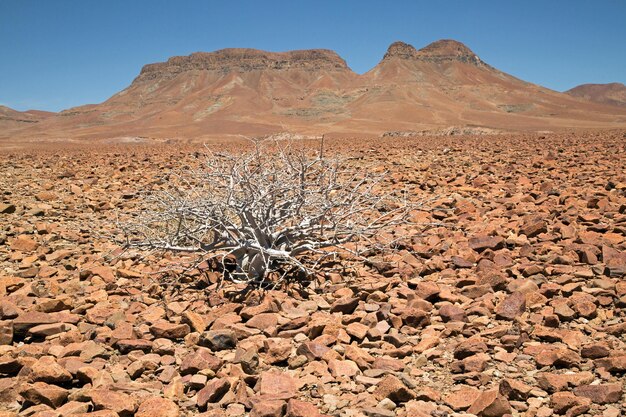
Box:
[4,40,626,142]
[565,83,626,107]
[0,105,55,132]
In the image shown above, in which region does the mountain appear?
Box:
[4,40,626,142]
[565,83,626,107]
[0,105,54,132]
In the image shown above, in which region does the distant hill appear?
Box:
[565,83,626,107]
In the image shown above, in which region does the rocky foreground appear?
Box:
[0,131,625,417]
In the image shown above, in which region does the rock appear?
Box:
[136,397,180,417]
[495,291,526,320]
[90,389,137,417]
[20,382,68,408]
[0,203,16,214]
[0,320,13,345]
[257,371,297,400]
[200,329,237,350]
[521,220,547,238]
[250,399,286,417]
[498,379,533,400]
[328,359,360,378]
[398,307,430,327]
[180,349,223,374]
[346,322,370,339]
[264,338,292,364]
[285,399,322,417]
[467,389,511,416]
[246,313,279,330]
[197,378,231,408]
[573,384,622,404]
[444,385,480,410]
[116,338,153,353]
[581,343,610,359]
[29,356,72,384]
[374,374,415,403]
[536,372,594,393]
[150,321,190,339]
[182,311,207,333]
[296,341,330,361]
[329,297,359,314]
[551,391,591,415]
[363,407,395,417]
[10,235,38,252]
[468,235,504,252]
[438,304,467,322]
[12,311,56,335]
[454,337,488,359]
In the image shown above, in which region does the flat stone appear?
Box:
[257,371,297,400]
[20,382,68,408]
[150,321,190,339]
[573,384,622,404]
[136,397,180,417]
[495,291,526,320]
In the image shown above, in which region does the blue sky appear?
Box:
[1,0,625,112]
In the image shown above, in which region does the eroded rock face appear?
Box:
[383,39,485,65]
[136,47,351,82]
[0,133,625,417]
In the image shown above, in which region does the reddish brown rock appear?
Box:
[521,220,547,238]
[10,235,38,252]
[329,297,359,314]
[180,349,223,374]
[285,399,322,417]
[468,235,504,252]
[374,374,415,403]
[90,389,137,417]
[0,320,12,345]
[136,397,180,417]
[20,382,68,408]
[495,291,526,320]
[29,356,72,384]
[551,391,591,415]
[250,399,286,417]
[444,386,481,410]
[328,359,360,378]
[296,341,330,361]
[573,384,622,404]
[257,371,297,400]
[264,338,292,364]
[454,337,488,359]
[150,321,190,339]
[467,389,511,417]
[197,378,231,408]
[438,304,466,322]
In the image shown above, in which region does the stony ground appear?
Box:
[0,131,625,417]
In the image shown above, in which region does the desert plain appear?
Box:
[0,129,625,417]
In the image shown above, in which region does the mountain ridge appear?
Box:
[3,39,626,142]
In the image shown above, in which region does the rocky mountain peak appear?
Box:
[382,39,484,66]
[383,41,419,60]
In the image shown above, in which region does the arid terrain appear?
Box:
[1,130,625,417]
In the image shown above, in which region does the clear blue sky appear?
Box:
[1,0,625,112]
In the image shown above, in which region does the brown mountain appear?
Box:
[565,82,626,107]
[4,40,626,142]
[0,105,54,132]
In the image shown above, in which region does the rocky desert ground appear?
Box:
[1,130,625,417]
